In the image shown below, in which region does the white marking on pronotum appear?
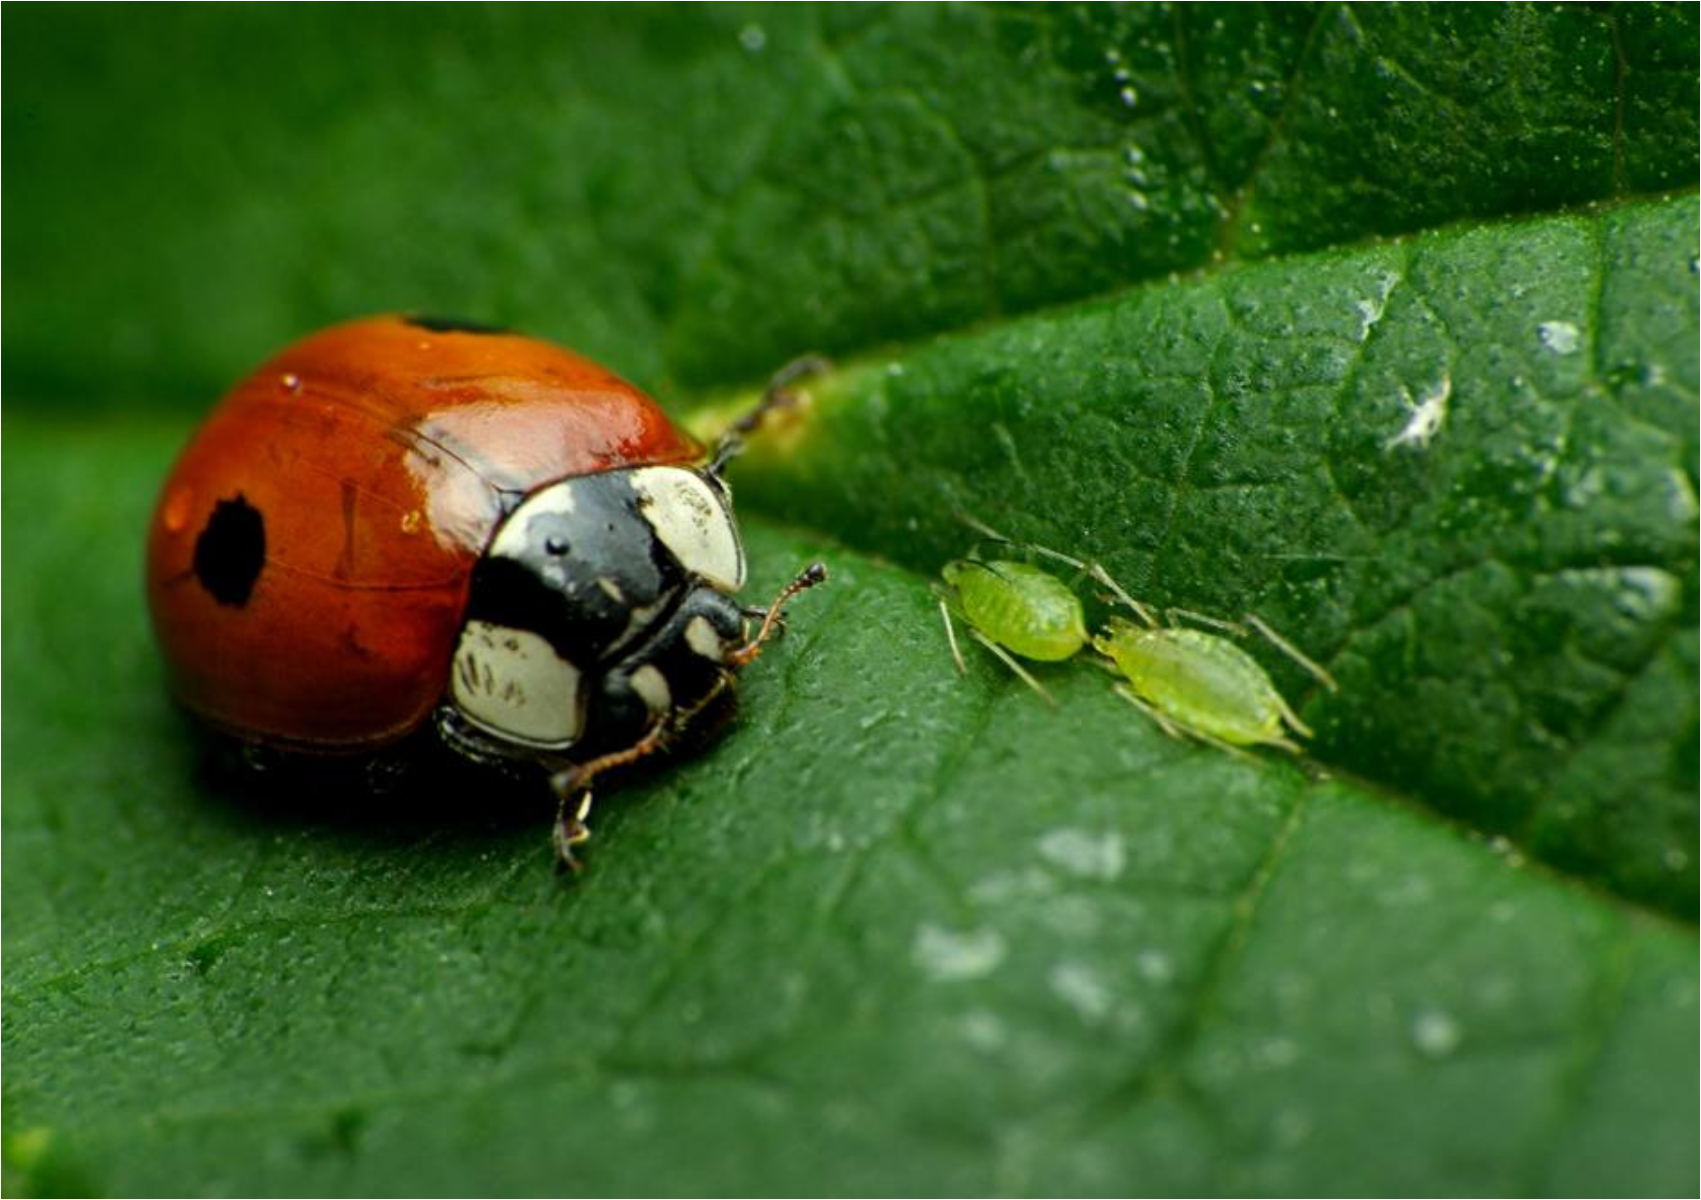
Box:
[629,467,746,591]
[685,615,724,660]
[487,482,576,558]
[1385,374,1452,450]
[450,620,582,747]
[629,663,672,714]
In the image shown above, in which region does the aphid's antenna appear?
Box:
[709,355,832,474]
[1243,613,1339,694]
[955,512,1014,545]
[1035,547,1154,627]
[1166,607,1241,633]
[727,561,829,667]
[953,514,1156,626]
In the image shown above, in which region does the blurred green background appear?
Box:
[5,5,1697,1196]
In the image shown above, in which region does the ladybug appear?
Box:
[147,314,826,868]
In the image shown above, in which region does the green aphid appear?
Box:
[936,517,1338,753]
[935,520,1093,705]
[1093,611,1333,755]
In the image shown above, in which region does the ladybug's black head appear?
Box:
[448,466,750,754]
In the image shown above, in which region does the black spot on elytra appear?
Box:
[194,495,266,606]
[403,314,510,335]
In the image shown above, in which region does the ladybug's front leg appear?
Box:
[548,719,672,873]
[551,789,595,874]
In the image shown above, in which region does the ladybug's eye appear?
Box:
[545,536,570,556]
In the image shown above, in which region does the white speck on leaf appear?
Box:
[960,1009,1008,1051]
[737,24,766,52]
[1609,566,1680,621]
[1049,961,1113,1022]
[1037,828,1125,880]
[969,867,1057,904]
[1558,565,1682,623]
[1537,319,1581,355]
[1410,1008,1463,1058]
[1385,375,1452,450]
[1352,270,1399,340]
[1135,949,1174,984]
[913,924,1006,982]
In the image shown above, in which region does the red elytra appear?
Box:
[146,314,702,752]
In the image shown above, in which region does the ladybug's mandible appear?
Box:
[147,314,825,867]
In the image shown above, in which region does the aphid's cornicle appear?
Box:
[936,517,1337,756]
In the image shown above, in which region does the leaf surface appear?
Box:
[3,5,1696,1197]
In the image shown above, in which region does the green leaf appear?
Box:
[4,5,1696,1197]
[713,195,1700,918]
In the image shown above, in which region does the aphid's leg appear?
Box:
[970,628,1057,707]
[1112,683,1187,741]
[1270,689,1315,741]
[935,592,969,676]
[1243,613,1339,693]
[1194,730,1262,764]
[708,355,833,473]
[726,562,829,667]
[1114,685,1261,764]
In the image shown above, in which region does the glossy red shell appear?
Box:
[146,315,702,751]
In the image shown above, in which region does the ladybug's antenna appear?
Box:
[727,561,829,666]
[708,355,832,474]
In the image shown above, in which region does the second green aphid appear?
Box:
[935,519,1337,757]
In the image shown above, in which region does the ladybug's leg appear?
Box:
[727,562,828,667]
[551,790,595,875]
[547,668,744,873]
[707,355,832,474]
[548,719,675,873]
